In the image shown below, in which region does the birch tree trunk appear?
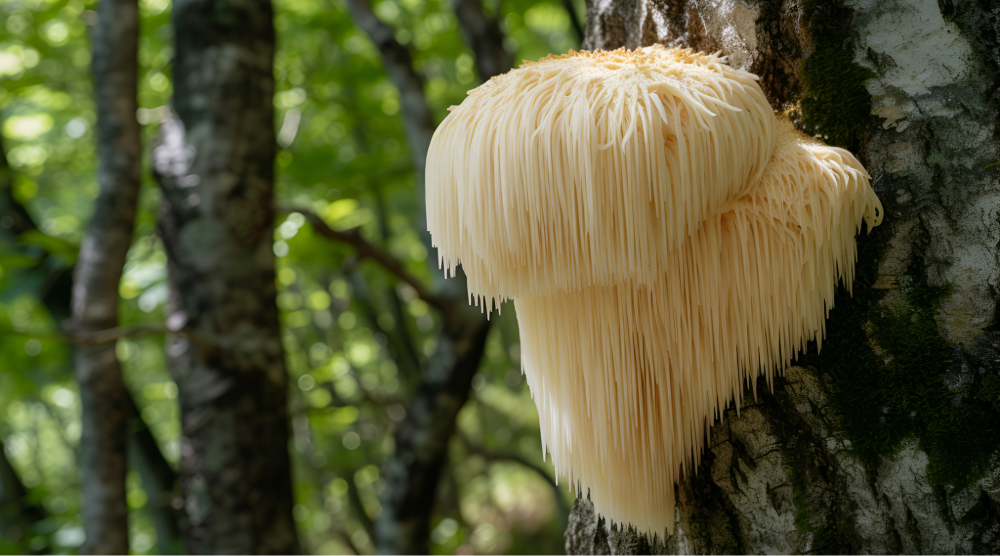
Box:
[567,1,1000,553]
[151,0,300,551]
[72,0,142,551]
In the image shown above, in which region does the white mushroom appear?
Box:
[426,45,883,535]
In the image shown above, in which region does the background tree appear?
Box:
[566,1,1000,553]
[1,2,181,553]
[71,0,141,551]
[340,0,503,551]
[31,0,999,553]
[150,0,301,551]
[1,0,581,554]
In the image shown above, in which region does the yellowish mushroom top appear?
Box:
[425,47,883,536]
[426,46,777,303]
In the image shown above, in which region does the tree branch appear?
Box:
[460,435,570,519]
[343,1,498,552]
[1,324,202,347]
[346,471,377,539]
[3,103,182,554]
[370,189,423,380]
[286,206,448,312]
[343,0,435,187]
[346,269,423,381]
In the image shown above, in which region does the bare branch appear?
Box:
[460,435,570,519]
[2,324,202,347]
[344,2,495,552]
[285,206,448,312]
[347,269,423,380]
[4,109,182,554]
[346,472,377,539]
[75,0,143,549]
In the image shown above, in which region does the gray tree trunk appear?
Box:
[72,0,142,551]
[567,0,1000,553]
[2,110,182,554]
[151,0,301,552]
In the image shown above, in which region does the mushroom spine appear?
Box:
[426,45,883,536]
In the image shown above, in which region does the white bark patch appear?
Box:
[850,0,974,97]
[587,0,620,50]
[708,406,799,553]
[850,0,1000,346]
[691,0,759,70]
[876,440,990,553]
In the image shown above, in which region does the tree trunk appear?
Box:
[2,114,182,553]
[72,0,142,551]
[567,0,1000,553]
[151,0,301,552]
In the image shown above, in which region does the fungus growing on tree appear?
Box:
[426,46,883,535]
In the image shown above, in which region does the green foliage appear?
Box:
[802,233,1000,489]
[2,0,579,553]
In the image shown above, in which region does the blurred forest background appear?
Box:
[0,0,586,552]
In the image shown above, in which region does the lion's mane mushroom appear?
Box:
[426,46,883,535]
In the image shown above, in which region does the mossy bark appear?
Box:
[151,0,301,552]
[73,0,142,551]
[568,0,1000,553]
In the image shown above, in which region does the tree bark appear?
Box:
[2,115,183,553]
[567,0,1000,553]
[72,0,142,551]
[151,0,300,552]
[343,1,509,552]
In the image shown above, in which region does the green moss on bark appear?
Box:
[792,0,1000,492]
[809,521,854,555]
[801,231,1000,488]
[797,0,875,151]
[799,47,874,151]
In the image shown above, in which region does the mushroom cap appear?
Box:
[426,46,777,302]
[515,119,881,535]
